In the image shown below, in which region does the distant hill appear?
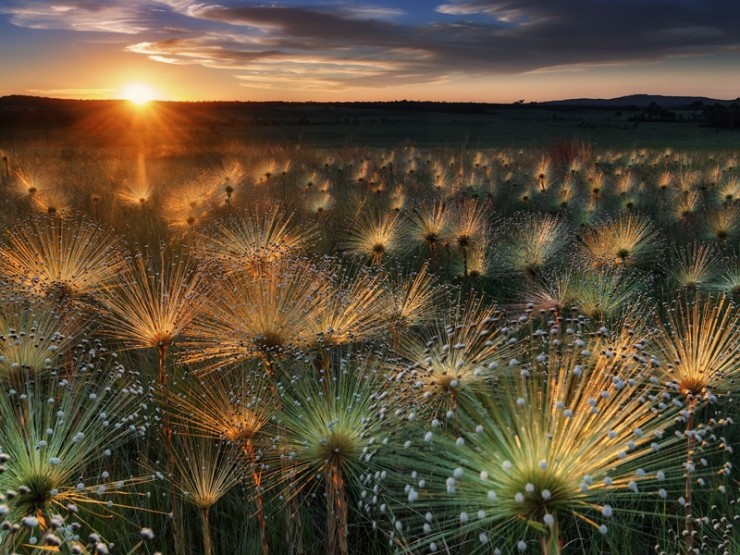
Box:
[539,94,736,110]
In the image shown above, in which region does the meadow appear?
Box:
[0,107,738,555]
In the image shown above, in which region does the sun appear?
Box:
[120,83,158,105]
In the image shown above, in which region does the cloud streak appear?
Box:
[3,0,740,93]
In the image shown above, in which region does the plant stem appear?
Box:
[200,506,213,555]
[242,440,269,555]
[285,479,304,555]
[326,462,349,555]
[540,516,562,555]
[159,343,185,555]
[684,397,697,554]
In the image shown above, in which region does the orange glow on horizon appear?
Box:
[119,83,159,105]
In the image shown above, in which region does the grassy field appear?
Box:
[0,103,738,554]
[1,97,739,150]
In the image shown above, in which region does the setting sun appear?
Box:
[120,83,157,105]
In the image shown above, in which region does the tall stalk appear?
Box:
[159,343,185,554]
[540,516,562,555]
[200,507,213,555]
[684,397,697,554]
[326,462,349,555]
[242,440,269,555]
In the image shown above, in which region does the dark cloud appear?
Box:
[4,0,740,91]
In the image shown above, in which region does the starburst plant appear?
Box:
[199,209,318,273]
[342,211,402,263]
[0,345,147,551]
[168,364,277,555]
[713,255,740,298]
[32,188,71,217]
[580,214,660,269]
[305,260,388,347]
[0,217,125,305]
[373,326,688,554]
[0,297,78,385]
[393,298,513,415]
[162,177,215,230]
[705,205,739,244]
[379,264,442,333]
[520,270,574,316]
[100,246,207,356]
[663,242,720,291]
[408,201,450,262]
[12,165,54,200]
[449,199,491,274]
[183,257,328,370]
[648,293,739,552]
[649,293,739,399]
[569,267,647,321]
[496,214,569,278]
[167,433,244,555]
[273,354,403,555]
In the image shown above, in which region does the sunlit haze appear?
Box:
[120,83,158,105]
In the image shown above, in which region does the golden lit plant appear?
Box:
[374,326,688,554]
[0,217,126,306]
[0,345,148,552]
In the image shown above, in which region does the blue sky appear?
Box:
[0,1,738,101]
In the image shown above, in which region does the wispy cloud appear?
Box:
[0,1,155,34]
[3,1,740,93]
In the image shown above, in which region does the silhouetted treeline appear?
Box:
[701,101,740,131]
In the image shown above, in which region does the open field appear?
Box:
[0,104,738,554]
[1,97,739,150]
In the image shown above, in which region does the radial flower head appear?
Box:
[394,298,512,415]
[272,352,406,555]
[449,200,489,251]
[162,176,216,231]
[712,255,740,299]
[342,211,401,263]
[0,345,147,551]
[304,191,335,215]
[99,245,208,351]
[183,257,328,370]
[199,209,317,273]
[569,267,647,322]
[649,293,739,398]
[374,327,689,553]
[663,242,720,291]
[533,155,552,191]
[520,269,574,316]
[408,200,450,255]
[0,217,126,306]
[272,353,402,498]
[305,259,388,347]
[12,165,54,200]
[31,188,71,217]
[580,214,660,269]
[496,213,568,277]
[718,176,739,203]
[168,433,244,510]
[704,205,739,244]
[0,297,78,385]
[168,361,276,447]
[379,264,442,331]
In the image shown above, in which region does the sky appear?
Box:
[0,0,738,102]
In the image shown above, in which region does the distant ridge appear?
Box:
[0,93,736,109]
[539,94,736,109]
